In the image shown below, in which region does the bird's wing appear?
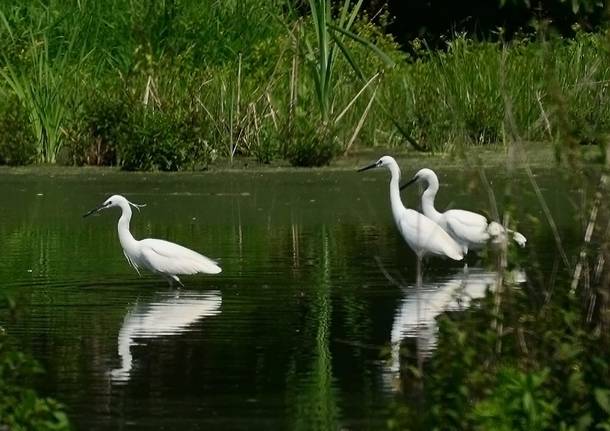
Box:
[444,210,490,246]
[510,230,527,247]
[399,210,463,260]
[445,209,488,227]
[140,239,222,275]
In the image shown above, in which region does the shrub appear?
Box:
[64,87,217,171]
[63,96,126,166]
[0,96,37,165]
[0,341,71,430]
[0,293,70,430]
[251,125,280,164]
[285,115,340,167]
[118,107,216,171]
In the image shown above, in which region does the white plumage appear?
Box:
[84,194,221,286]
[402,168,527,255]
[139,239,221,276]
[358,156,464,261]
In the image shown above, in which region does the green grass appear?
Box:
[0,1,609,168]
[386,31,610,152]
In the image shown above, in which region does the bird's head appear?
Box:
[83,194,146,218]
[357,155,397,172]
[400,168,438,190]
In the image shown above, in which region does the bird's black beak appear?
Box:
[399,176,418,190]
[83,203,108,218]
[357,162,378,172]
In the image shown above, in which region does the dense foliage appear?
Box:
[390,282,610,430]
[0,1,609,168]
[0,295,70,431]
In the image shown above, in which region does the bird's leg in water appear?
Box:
[172,275,184,288]
[459,262,470,302]
[415,255,423,384]
[164,275,184,289]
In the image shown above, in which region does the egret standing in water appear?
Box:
[359,157,463,376]
[358,157,464,262]
[84,195,221,286]
[401,168,526,255]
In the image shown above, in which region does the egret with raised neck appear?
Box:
[358,156,464,261]
[84,194,221,286]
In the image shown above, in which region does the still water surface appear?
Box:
[0,167,579,429]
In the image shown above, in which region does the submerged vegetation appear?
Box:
[0,0,609,168]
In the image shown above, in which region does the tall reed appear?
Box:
[0,9,91,164]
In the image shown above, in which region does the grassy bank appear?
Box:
[0,1,609,169]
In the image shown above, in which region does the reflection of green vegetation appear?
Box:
[0,295,70,431]
[288,227,340,431]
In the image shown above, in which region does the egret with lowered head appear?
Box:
[358,156,464,262]
[401,168,526,255]
[84,195,221,286]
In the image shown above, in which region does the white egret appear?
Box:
[358,156,464,261]
[401,168,527,255]
[83,195,221,286]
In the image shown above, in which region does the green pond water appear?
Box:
[0,166,581,430]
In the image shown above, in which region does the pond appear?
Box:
[0,166,581,430]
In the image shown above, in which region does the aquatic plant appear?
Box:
[0,294,71,430]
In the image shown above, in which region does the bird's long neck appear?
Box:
[422,175,442,222]
[388,162,406,219]
[117,202,138,251]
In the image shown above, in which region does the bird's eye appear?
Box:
[108,201,112,205]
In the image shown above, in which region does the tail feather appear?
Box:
[189,256,222,274]
[444,242,464,261]
[510,230,527,247]
[449,250,464,261]
[202,261,222,274]
[488,223,527,248]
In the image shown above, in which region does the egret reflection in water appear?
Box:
[386,268,526,383]
[110,290,222,382]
